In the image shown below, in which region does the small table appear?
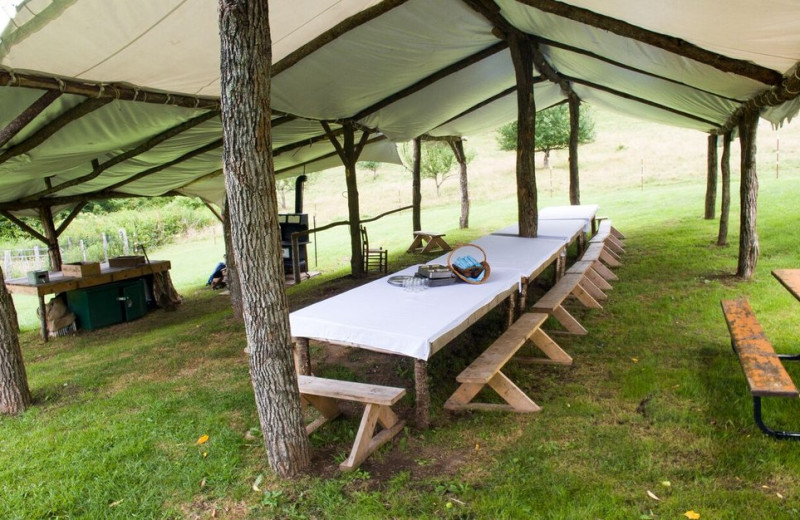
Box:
[773,269,800,301]
[407,231,451,254]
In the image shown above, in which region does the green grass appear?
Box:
[6,111,800,518]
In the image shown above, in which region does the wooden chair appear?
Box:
[361,225,388,274]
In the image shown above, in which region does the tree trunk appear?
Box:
[705,133,718,219]
[509,32,537,237]
[342,122,364,277]
[449,138,470,229]
[736,112,759,280]
[39,205,62,271]
[568,94,581,205]
[717,131,732,246]
[542,149,549,168]
[219,0,310,478]
[0,264,31,415]
[222,197,243,321]
[412,137,422,232]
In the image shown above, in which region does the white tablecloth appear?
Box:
[539,204,599,232]
[430,234,565,285]
[491,219,586,245]
[290,265,520,360]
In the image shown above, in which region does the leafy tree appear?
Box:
[401,141,471,197]
[496,104,595,167]
[358,161,380,180]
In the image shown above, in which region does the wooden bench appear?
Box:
[720,299,800,440]
[583,241,621,269]
[577,245,618,282]
[406,231,451,254]
[590,220,625,256]
[596,216,626,240]
[444,312,571,413]
[532,272,602,335]
[566,260,608,302]
[298,375,407,470]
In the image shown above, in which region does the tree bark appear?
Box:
[717,131,732,246]
[342,123,364,277]
[39,205,62,271]
[221,198,243,321]
[509,32,538,237]
[412,137,422,232]
[736,112,759,280]
[0,264,31,415]
[705,134,718,219]
[449,138,470,229]
[568,94,581,205]
[219,0,310,478]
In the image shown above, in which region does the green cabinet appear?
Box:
[67,279,147,331]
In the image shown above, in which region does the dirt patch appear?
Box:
[179,497,249,519]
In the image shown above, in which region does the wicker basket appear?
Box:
[447,244,491,285]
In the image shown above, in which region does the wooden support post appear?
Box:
[414,359,430,429]
[38,205,62,271]
[717,131,732,246]
[412,137,422,232]
[294,337,311,375]
[705,134,718,219]
[448,137,470,229]
[509,32,538,238]
[737,111,759,280]
[568,93,581,205]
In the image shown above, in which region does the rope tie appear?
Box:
[95,83,105,99]
[55,77,66,92]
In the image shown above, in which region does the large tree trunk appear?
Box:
[568,94,581,205]
[717,131,732,246]
[705,133,718,219]
[219,0,310,478]
[0,265,31,414]
[341,122,364,277]
[221,197,243,321]
[509,32,538,237]
[412,136,422,232]
[39,205,62,271]
[736,112,759,280]
[449,138,470,229]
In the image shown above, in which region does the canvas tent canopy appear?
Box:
[1,0,800,218]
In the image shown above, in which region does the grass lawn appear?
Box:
[4,112,800,518]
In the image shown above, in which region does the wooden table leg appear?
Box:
[38,293,48,342]
[414,359,430,428]
[406,235,424,253]
[294,337,311,375]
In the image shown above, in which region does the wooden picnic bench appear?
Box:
[720,299,800,440]
[298,375,407,470]
[532,272,602,335]
[590,220,625,256]
[407,231,451,254]
[444,312,571,413]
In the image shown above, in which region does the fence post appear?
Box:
[102,233,109,262]
[119,228,129,255]
[3,250,10,278]
[80,240,87,261]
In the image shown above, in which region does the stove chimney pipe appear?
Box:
[294,174,307,214]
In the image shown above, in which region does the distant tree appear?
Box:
[401,141,466,196]
[358,161,380,180]
[496,104,595,167]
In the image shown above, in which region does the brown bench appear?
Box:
[298,375,407,470]
[582,241,621,270]
[596,216,626,241]
[720,299,800,440]
[590,220,625,256]
[532,272,602,335]
[566,260,608,302]
[444,312,571,413]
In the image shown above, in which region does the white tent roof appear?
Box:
[1,0,799,214]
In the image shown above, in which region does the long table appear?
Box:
[5,260,171,340]
[539,204,599,233]
[492,218,587,251]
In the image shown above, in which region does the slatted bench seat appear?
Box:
[596,216,626,240]
[577,245,618,282]
[583,241,621,269]
[720,299,800,440]
[444,312,571,413]
[532,272,602,335]
[298,375,407,470]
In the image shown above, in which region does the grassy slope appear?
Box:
[3,110,800,518]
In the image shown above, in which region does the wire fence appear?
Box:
[2,229,138,280]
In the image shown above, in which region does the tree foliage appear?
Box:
[496,104,595,166]
[400,141,474,196]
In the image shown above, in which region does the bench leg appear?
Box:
[753,396,800,440]
[591,260,618,281]
[606,235,625,255]
[340,404,406,471]
[571,282,602,309]
[610,226,625,240]
[579,276,607,302]
[549,304,588,335]
[293,338,312,375]
[444,372,541,413]
[303,394,342,435]
[585,267,613,291]
[516,329,573,366]
[599,248,621,268]
[406,235,424,253]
